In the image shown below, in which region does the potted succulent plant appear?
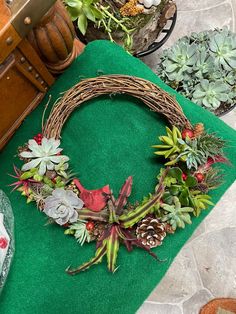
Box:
[156,27,236,116]
[64,0,177,54]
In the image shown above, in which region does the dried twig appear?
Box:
[43,75,192,138]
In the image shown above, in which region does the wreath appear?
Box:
[11,75,228,274]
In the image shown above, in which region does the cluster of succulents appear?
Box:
[12,123,227,274]
[156,27,236,113]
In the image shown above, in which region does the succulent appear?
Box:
[152,126,186,165]
[157,27,236,113]
[161,41,197,82]
[161,197,193,230]
[209,28,236,70]
[44,188,84,225]
[20,138,69,176]
[64,0,103,35]
[191,79,230,109]
[189,191,213,217]
[65,220,91,245]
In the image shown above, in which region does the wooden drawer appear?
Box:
[0,39,54,149]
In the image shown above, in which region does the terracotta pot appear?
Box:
[200,298,236,314]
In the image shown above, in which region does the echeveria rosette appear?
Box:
[20,138,69,176]
[209,29,236,70]
[191,79,230,109]
[44,188,84,225]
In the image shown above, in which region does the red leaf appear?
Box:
[115,176,133,214]
[73,179,111,212]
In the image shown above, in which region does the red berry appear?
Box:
[0,237,8,249]
[37,133,43,138]
[182,129,194,140]
[86,221,95,231]
[195,173,204,183]
[182,173,188,181]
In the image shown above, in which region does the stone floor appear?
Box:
[138,1,236,313]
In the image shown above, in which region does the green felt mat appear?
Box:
[0,40,236,314]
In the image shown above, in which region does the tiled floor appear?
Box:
[138,1,236,313]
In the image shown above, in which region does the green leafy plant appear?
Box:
[64,0,103,35]
[189,191,213,217]
[157,27,236,114]
[64,1,135,51]
[152,126,186,165]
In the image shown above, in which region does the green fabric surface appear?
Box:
[0,40,236,314]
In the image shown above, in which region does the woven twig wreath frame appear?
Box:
[43,75,192,138]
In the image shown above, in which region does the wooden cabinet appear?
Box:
[0,0,84,149]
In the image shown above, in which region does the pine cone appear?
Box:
[45,170,57,179]
[136,217,167,248]
[18,144,30,162]
[88,222,107,241]
[37,199,45,211]
[194,123,204,138]
[164,223,174,234]
[66,181,80,196]
[195,183,209,193]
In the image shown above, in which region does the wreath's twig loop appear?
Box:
[43,75,192,138]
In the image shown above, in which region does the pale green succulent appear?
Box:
[20,138,69,176]
[161,42,197,82]
[161,197,193,230]
[65,220,91,245]
[157,27,236,112]
[191,79,230,109]
[209,28,236,70]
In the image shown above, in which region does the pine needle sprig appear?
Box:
[204,167,224,190]
[197,132,226,158]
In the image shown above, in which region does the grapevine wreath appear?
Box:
[12,75,228,274]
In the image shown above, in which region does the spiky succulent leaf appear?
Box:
[66,239,107,275]
[119,190,163,228]
[77,208,109,222]
[115,176,133,215]
[106,226,119,273]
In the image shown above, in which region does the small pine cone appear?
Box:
[46,170,57,179]
[194,123,204,138]
[136,217,167,248]
[88,222,107,241]
[164,223,174,234]
[37,199,45,211]
[18,144,30,162]
[195,183,209,194]
[66,181,80,196]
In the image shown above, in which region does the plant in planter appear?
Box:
[156,27,236,115]
[64,0,177,53]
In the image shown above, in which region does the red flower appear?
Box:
[0,237,8,249]
[73,179,111,212]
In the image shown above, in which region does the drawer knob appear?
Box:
[6,37,13,45]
